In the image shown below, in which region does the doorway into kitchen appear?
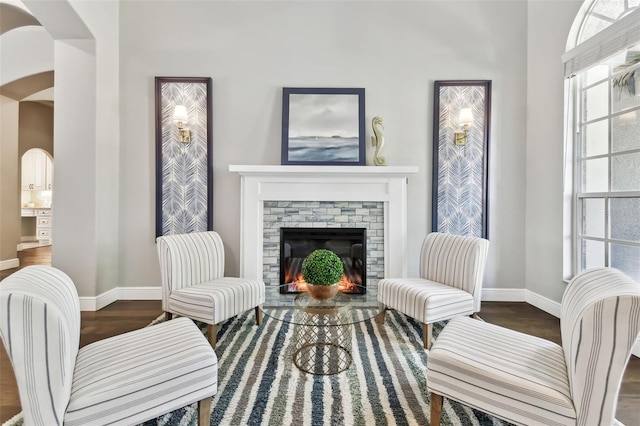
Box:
[19,148,54,251]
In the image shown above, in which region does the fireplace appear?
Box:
[280,227,366,294]
[229,165,418,291]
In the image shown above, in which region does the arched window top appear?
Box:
[568,0,639,49]
[564,0,640,77]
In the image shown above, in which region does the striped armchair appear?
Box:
[377,232,490,349]
[427,267,640,426]
[0,265,218,426]
[156,231,265,347]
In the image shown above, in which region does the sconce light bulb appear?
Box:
[458,108,473,126]
[173,105,189,125]
[453,107,473,146]
[173,105,191,144]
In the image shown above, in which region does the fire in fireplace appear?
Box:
[280,227,367,295]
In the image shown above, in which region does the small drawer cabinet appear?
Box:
[35,209,52,242]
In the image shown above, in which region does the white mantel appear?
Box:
[230,165,419,282]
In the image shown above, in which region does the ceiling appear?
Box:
[0,70,53,102]
[0,1,53,103]
[0,2,39,35]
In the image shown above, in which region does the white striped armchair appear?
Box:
[377,232,490,349]
[427,267,640,426]
[156,231,265,348]
[0,265,218,426]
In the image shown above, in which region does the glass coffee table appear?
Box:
[262,284,380,375]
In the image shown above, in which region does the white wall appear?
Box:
[23,0,120,298]
[70,0,120,296]
[52,38,99,297]
[7,0,583,304]
[0,26,53,87]
[118,1,532,291]
[526,0,582,304]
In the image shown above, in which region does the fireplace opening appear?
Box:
[280,227,366,295]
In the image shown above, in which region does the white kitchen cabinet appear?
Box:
[22,149,53,191]
[46,155,53,190]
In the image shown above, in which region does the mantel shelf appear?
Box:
[229,165,418,178]
[231,164,416,282]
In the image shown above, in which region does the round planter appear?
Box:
[306,283,339,300]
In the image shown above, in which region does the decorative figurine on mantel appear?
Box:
[371,116,386,166]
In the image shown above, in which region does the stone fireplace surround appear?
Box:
[229,165,419,285]
[264,201,383,288]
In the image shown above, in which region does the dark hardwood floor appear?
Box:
[1,246,639,424]
[0,245,52,281]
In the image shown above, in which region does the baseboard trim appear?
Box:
[0,258,19,271]
[79,287,118,311]
[84,287,553,310]
[78,285,640,358]
[482,289,560,317]
[482,288,526,302]
[79,287,162,311]
[525,289,562,318]
[118,287,162,300]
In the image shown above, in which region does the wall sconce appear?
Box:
[454,107,473,146]
[173,105,191,143]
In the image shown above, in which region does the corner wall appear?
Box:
[23,0,120,298]
[525,0,582,304]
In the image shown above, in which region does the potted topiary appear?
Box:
[302,249,344,300]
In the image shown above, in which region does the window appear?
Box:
[576,46,640,281]
[578,0,640,42]
[566,1,640,282]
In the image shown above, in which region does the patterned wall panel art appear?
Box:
[155,77,213,238]
[432,80,491,239]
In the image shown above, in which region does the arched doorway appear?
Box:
[0,2,54,271]
[19,147,53,250]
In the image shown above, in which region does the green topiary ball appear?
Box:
[301,249,344,286]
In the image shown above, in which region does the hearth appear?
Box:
[280,227,366,294]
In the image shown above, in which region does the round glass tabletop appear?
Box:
[262,284,380,326]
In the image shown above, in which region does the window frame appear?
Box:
[564,1,640,281]
[571,54,640,279]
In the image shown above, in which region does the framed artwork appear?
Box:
[155,77,213,238]
[432,80,491,239]
[281,87,366,165]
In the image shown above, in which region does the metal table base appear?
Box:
[292,294,352,375]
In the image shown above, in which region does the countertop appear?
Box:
[21,207,51,217]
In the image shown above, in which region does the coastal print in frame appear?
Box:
[281,87,366,165]
[155,77,213,238]
[432,80,491,239]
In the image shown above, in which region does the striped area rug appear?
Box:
[1,311,511,426]
[140,310,511,426]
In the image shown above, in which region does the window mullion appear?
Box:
[573,76,582,276]
[605,196,610,267]
[605,61,613,267]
